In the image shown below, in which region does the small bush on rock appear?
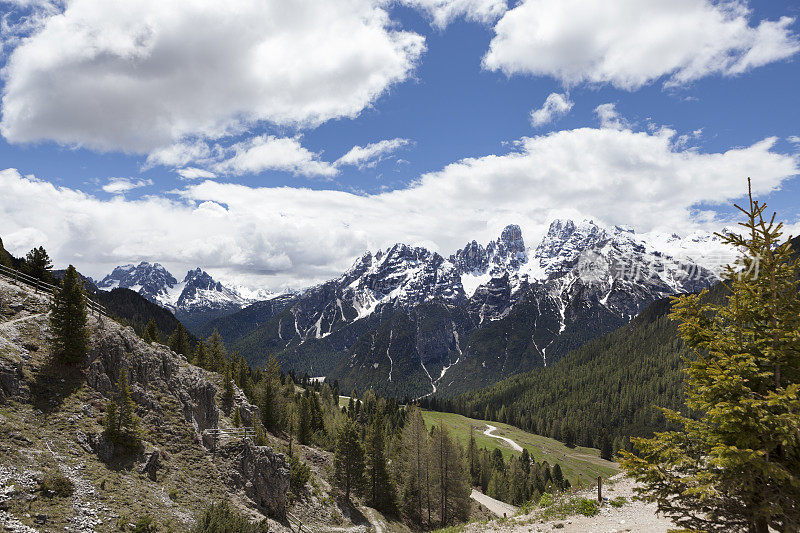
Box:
[39,469,74,497]
[192,501,270,533]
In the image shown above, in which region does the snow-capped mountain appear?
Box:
[213,219,721,399]
[95,262,277,333]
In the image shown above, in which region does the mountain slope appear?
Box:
[0,276,291,530]
[225,220,718,397]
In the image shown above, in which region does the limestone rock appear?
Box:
[216,439,289,518]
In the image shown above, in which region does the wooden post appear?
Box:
[597,475,602,502]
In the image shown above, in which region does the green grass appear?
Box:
[421,410,618,487]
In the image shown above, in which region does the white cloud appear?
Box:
[176,167,216,180]
[399,0,506,28]
[145,141,213,169]
[336,138,411,168]
[789,136,800,145]
[101,177,153,194]
[594,103,629,130]
[2,116,797,289]
[0,0,426,152]
[530,92,573,127]
[483,0,800,89]
[214,135,338,178]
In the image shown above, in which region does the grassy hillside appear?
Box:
[421,410,618,489]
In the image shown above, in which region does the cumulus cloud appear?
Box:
[399,0,506,28]
[0,0,426,152]
[145,141,214,169]
[176,167,216,180]
[335,138,411,168]
[214,136,338,178]
[530,93,573,127]
[594,103,629,130]
[483,0,800,89]
[101,177,153,194]
[1,116,796,289]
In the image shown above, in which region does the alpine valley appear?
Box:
[97,219,727,400]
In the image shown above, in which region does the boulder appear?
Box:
[216,439,290,518]
[140,450,161,481]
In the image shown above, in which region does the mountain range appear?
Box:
[92,263,275,332]
[188,219,722,398]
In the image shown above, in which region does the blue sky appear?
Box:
[0,0,799,288]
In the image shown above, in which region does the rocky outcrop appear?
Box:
[216,439,290,518]
[85,321,218,436]
[140,449,161,481]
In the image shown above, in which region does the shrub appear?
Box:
[610,496,628,508]
[538,493,554,507]
[576,498,599,517]
[192,501,270,533]
[289,454,311,494]
[39,469,74,497]
[132,515,157,533]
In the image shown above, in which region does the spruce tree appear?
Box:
[207,330,227,372]
[621,184,800,532]
[143,318,160,344]
[168,323,190,355]
[117,372,141,445]
[24,246,53,282]
[0,237,13,268]
[49,265,89,364]
[334,418,365,501]
[104,399,119,439]
[600,435,613,461]
[222,366,235,414]
[401,407,429,526]
[365,413,396,513]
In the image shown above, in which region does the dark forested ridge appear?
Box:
[424,282,730,453]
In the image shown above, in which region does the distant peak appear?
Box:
[500,224,523,244]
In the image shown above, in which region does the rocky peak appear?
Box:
[535,219,608,276]
[452,224,529,277]
[96,261,178,302]
[183,267,223,291]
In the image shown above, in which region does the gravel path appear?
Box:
[462,475,678,533]
[484,424,523,452]
[471,489,518,518]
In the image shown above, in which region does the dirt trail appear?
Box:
[0,312,46,328]
[484,424,523,452]
[462,474,678,533]
[470,489,518,518]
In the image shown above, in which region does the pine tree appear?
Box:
[222,366,235,414]
[193,341,208,368]
[365,413,396,513]
[621,184,800,532]
[467,426,479,485]
[334,418,365,501]
[103,399,119,439]
[600,434,613,461]
[143,318,160,344]
[297,395,311,445]
[49,265,89,364]
[24,246,53,282]
[207,329,227,372]
[0,237,13,268]
[114,371,141,451]
[401,407,428,526]
[168,323,190,355]
[232,407,241,428]
[430,424,470,526]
